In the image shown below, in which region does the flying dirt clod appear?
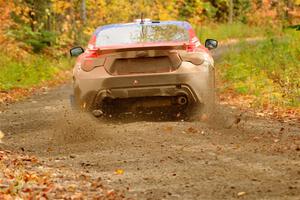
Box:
[0,130,4,143]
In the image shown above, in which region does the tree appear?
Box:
[228,0,233,23]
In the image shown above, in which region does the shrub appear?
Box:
[0,53,71,91]
[8,26,56,53]
[219,30,300,107]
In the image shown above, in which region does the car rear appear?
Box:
[71,21,216,117]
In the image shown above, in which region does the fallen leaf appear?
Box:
[237,191,246,196]
[69,154,76,159]
[0,130,4,143]
[71,192,83,199]
[200,114,208,121]
[114,169,124,175]
[67,184,77,192]
[163,126,173,133]
[274,139,280,143]
[253,136,260,141]
[187,127,198,133]
[257,112,265,117]
[107,189,115,196]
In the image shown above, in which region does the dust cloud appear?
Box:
[51,109,99,144]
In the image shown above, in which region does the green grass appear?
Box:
[197,23,280,42]
[218,30,300,107]
[0,54,72,91]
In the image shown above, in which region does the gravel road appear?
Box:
[0,49,299,199]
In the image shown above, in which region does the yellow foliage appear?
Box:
[1,0,300,52]
[51,0,72,15]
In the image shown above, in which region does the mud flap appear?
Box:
[69,95,77,110]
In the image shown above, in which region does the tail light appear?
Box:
[88,35,96,48]
[186,42,196,52]
[82,58,105,72]
[85,49,99,58]
[186,28,201,52]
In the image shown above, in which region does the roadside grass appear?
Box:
[0,53,72,91]
[218,30,300,108]
[197,23,280,42]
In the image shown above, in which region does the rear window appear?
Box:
[95,24,189,47]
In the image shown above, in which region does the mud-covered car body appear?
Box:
[70,20,217,116]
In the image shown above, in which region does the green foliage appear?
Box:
[8,25,56,53]
[233,0,252,23]
[208,0,229,21]
[207,0,251,22]
[0,54,71,91]
[219,30,300,107]
[197,22,278,42]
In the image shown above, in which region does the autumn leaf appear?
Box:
[163,126,173,133]
[114,169,124,175]
[0,150,125,198]
[0,130,4,143]
[237,191,246,196]
[187,127,198,133]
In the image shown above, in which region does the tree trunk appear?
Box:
[228,0,233,24]
[81,0,87,25]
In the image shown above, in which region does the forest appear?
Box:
[1,0,299,52]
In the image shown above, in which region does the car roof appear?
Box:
[94,21,193,35]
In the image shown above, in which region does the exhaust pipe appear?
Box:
[177,96,188,105]
[92,109,103,118]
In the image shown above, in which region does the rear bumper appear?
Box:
[95,84,197,105]
[73,63,214,110]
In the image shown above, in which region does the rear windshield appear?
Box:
[95,24,189,47]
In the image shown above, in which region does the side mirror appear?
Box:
[70,47,85,57]
[205,39,218,50]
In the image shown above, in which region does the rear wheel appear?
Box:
[186,91,216,121]
[188,68,216,121]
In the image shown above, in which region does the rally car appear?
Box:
[70,19,218,118]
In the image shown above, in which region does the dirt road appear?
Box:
[1,50,300,199]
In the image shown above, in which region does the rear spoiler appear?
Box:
[94,42,189,55]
